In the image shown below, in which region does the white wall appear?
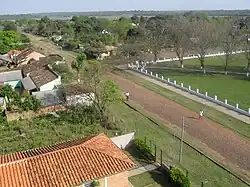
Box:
[111,132,135,149]
[39,76,61,92]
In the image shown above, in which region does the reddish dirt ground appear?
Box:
[108,73,250,173]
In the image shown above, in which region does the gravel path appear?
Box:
[108,72,250,172]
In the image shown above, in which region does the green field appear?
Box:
[149,69,250,110]
[129,169,172,187]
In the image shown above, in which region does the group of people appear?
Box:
[124,92,204,120]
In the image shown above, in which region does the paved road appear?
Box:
[108,72,250,174]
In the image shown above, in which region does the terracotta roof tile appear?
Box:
[0,134,135,187]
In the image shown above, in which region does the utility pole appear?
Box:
[179,116,185,164]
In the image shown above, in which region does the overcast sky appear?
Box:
[0,0,249,14]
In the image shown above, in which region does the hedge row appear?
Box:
[134,138,155,161]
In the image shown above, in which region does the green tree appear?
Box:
[0,31,29,54]
[3,22,17,31]
[72,53,86,82]
[82,61,121,126]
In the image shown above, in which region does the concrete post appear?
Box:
[188,86,191,90]
[196,89,199,93]
[181,83,183,87]
[145,70,148,74]
[214,95,217,100]
[236,104,239,109]
[156,74,158,78]
[161,76,164,80]
[174,80,176,85]
[248,108,250,113]
[167,78,170,82]
[225,99,227,105]
[205,92,208,97]
[151,72,153,76]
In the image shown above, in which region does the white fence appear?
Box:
[128,65,250,117]
[135,50,246,65]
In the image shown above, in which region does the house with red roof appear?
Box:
[0,134,136,187]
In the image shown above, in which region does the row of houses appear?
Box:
[0,47,97,110]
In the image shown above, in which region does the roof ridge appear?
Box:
[85,145,135,166]
[0,136,96,164]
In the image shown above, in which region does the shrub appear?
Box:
[134,139,155,161]
[93,180,100,186]
[169,167,191,187]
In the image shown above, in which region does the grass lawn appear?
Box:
[0,99,249,186]
[114,69,250,139]
[154,54,248,72]
[109,101,249,187]
[149,68,250,110]
[129,169,173,187]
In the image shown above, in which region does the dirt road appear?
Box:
[108,73,250,173]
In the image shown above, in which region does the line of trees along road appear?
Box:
[1,14,250,73]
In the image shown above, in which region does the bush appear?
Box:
[93,180,100,186]
[134,139,155,161]
[169,167,191,187]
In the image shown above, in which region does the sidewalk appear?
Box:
[128,163,161,177]
[126,69,250,124]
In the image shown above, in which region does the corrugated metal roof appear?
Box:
[0,70,22,82]
[21,77,36,90]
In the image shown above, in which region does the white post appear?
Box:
[174,80,176,85]
[188,86,191,90]
[167,78,170,82]
[247,72,249,77]
[236,104,239,109]
[196,89,199,93]
[214,95,217,100]
[181,83,183,87]
[248,108,250,113]
[156,74,158,78]
[104,177,107,187]
[151,72,153,76]
[145,70,148,74]
[161,76,164,80]
[205,92,208,97]
[225,99,228,105]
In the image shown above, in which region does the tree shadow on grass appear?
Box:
[125,144,154,167]
[148,168,173,187]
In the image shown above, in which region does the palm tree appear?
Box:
[71,53,86,82]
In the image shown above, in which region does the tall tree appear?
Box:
[218,18,240,74]
[143,16,169,62]
[169,17,192,68]
[71,53,86,82]
[190,19,218,70]
[82,61,121,126]
[241,17,250,76]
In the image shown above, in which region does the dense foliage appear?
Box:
[17,16,133,54]
[0,85,41,111]
[0,30,29,54]
[169,167,191,187]
[134,138,155,161]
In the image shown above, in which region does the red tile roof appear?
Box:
[0,134,135,187]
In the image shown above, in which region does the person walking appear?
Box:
[125,92,130,101]
[199,109,204,120]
